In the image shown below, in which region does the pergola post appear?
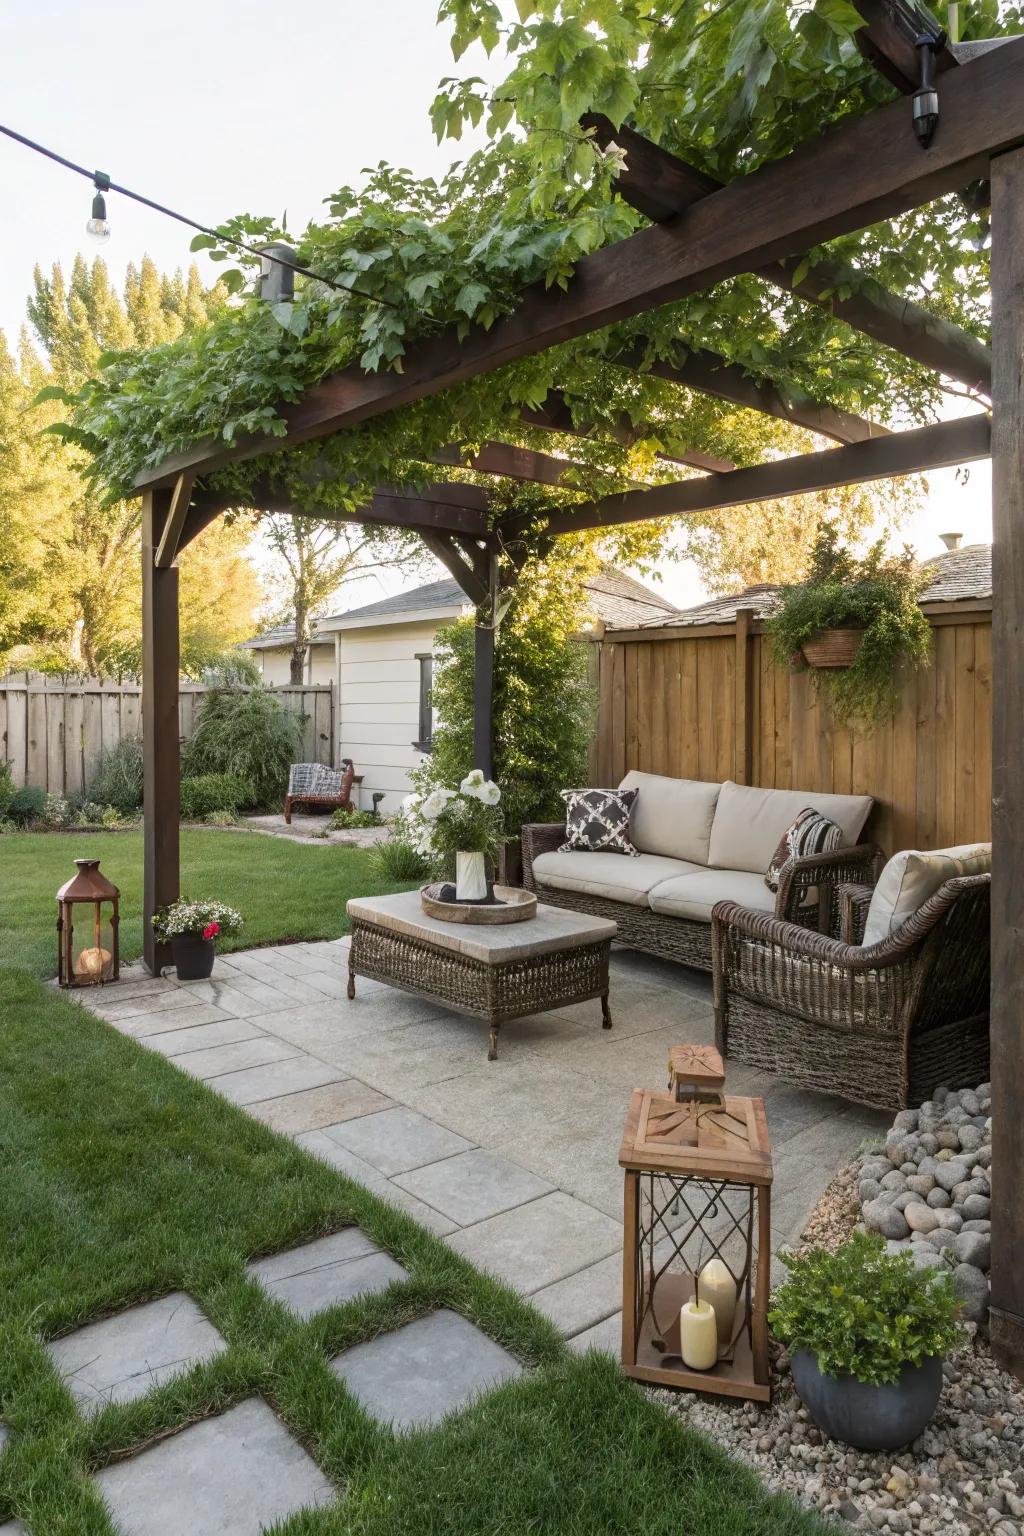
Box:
[473,549,500,778]
[989,145,1024,1379]
[141,489,181,975]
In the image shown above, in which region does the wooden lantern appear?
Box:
[619,1081,773,1403]
[57,858,120,988]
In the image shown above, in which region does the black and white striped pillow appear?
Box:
[764,807,842,892]
[559,787,639,856]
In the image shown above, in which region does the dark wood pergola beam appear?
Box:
[520,390,736,473]
[584,113,992,396]
[182,481,493,555]
[133,38,1021,493]
[502,413,991,538]
[428,440,575,486]
[609,340,887,444]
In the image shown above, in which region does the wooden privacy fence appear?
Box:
[0,674,334,796]
[591,602,992,857]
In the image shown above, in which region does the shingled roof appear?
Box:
[244,565,677,647]
[614,543,993,632]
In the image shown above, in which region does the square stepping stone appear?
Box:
[394,1150,553,1226]
[321,1107,473,1176]
[247,1230,408,1319]
[93,1397,333,1534]
[331,1309,521,1430]
[446,1191,621,1294]
[47,1293,226,1412]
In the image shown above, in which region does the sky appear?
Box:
[0,0,992,616]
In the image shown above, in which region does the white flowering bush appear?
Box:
[416,768,504,869]
[152,899,243,942]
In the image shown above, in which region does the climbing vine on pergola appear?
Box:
[71,0,1024,1378]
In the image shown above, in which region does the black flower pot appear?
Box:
[790,1349,943,1451]
[171,934,216,981]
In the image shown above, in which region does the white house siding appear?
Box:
[253,643,334,686]
[337,619,446,812]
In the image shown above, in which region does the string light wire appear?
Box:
[0,120,401,308]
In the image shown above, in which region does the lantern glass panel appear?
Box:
[71,904,116,983]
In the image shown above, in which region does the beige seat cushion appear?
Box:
[532,850,703,907]
[618,771,721,865]
[862,843,992,946]
[648,869,777,924]
[707,781,873,875]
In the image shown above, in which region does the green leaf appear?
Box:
[454,281,489,316]
[406,271,443,303]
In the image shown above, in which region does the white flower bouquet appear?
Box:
[152,898,243,943]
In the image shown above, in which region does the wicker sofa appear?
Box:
[712,871,991,1110]
[521,773,882,974]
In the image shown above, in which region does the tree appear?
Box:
[4,254,248,676]
[260,516,424,683]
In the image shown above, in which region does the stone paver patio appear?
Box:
[83,935,888,1347]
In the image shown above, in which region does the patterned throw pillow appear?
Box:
[559,787,639,856]
[764,806,843,892]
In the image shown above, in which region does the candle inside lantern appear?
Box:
[699,1258,738,1345]
[679,1298,718,1370]
[76,946,111,979]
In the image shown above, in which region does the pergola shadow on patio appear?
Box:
[124,6,1022,1374]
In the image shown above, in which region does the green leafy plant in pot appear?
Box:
[769,1232,960,1451]
[766,523,932,727]
[152,899,243,980]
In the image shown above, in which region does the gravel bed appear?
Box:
[648,1083,1023,1535]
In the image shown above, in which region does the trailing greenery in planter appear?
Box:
[770,1231,959,1387]
[766,524,932,727]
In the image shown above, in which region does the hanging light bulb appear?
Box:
[86,170,111,241]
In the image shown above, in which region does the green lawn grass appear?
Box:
[0,969,825,1536]
[0,828,415,979]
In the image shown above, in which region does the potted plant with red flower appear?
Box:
[152,898,243,980]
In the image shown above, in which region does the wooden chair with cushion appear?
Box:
[284,758,359,823]
[711,844,991,1111]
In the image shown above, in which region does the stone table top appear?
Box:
[346,890,617,965]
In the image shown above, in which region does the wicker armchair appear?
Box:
[521,820,882,974]
[711,873,991,1111]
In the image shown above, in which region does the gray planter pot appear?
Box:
[790,1349,943,1451]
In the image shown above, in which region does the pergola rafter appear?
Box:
[132,26,1024,1379]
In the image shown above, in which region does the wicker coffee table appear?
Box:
[345,890,617,1060]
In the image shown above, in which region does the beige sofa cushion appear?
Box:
[618,771,721,865]
[862,843,991,946]
[532,850,703,907]
[648,869,777,924]
[707,781,873,875]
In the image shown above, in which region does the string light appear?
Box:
[0,120,400,307]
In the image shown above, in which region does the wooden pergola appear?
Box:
[127,9,1023,1376]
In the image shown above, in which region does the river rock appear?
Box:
[863,1199,910,1240]
[954,1231,991,1269]
[952,1263,990,1323]
[859,1178,882,1203]
[961,1194,991,1222]
[957,1125,983,1153]
[933,1208,962,1231]
[860,1157,895,1182]
[907,1173,935,1197]
[926,1187,951,1208]
[934,1160,971,1192]
[905,1203,940,1233]
[960,1219,991,1233]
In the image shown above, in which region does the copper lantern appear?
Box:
[57,859,120,987]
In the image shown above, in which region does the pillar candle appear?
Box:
[698,1259,737,1345]
[679,1298,718,1370]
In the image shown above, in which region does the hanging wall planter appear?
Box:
[801,627,865,670]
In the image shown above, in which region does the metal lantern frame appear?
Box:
[619,1086,773,1404]
[56,858,120,988]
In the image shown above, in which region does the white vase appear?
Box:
[455,851,488,901]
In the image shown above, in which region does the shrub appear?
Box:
[182,686,300,808]
[766,523,932,727]
[769,1231,960,1386]
[8,785,47,825]
[88,736,145,814]
[0,760,14,818]
[180,773,253,821]
[328,806,378,830]
[152,898,243,942]
[427,578,595,837]
[370,838,431,884]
